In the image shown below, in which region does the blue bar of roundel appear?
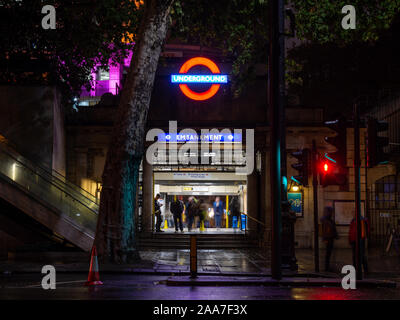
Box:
[171,74,228,84]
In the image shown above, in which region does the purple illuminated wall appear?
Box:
[81,50,133,98]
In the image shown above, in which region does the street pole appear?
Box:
[268,0,284,280]
[353,103,363,280]
[312,140,319,272]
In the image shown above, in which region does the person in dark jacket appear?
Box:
[213,197,224,229]
[349,213,370,273]
[321,206,338,272]
[154,194,163,232]
[170,196,184,233]
[229,197,240,229]
[186,196,199,232]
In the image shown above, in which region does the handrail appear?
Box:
[0,141,99,204]
[0,145,98,214]
[0,170,96,233]
[0,142,99,209]
[241,212,265,226]
[48,167,99,203]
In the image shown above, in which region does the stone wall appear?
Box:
[0,86,65,172]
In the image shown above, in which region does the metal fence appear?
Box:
[368,174,400,247]
[369,209,400,247]
[367,91,400,156]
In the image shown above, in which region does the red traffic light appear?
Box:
[320,161,330,173]
[319,160,347,187]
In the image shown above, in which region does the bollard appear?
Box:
[190,234,197,278]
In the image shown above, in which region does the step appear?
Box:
[138,239,259,249]
[139,234,248,239]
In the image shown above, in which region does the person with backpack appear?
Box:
[170,196,184,233]
[229,197,241,229]
[198,198,208,232]
[186,196,199,232]
[349,212,370,273]
[321,206,338,272]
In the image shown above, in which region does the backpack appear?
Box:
[188,200,200,216]
[361,218,369,239]
[170,200,183,215]
[230,198,240,216]
[349,218,369,242]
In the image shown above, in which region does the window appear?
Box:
[373,175,399,209]
[96,68,110,81]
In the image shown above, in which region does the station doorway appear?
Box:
[153,170,247,234]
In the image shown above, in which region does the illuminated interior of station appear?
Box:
[150,138,249,233]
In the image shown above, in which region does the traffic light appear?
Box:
[290,149,309,187]
[320,116,348,187]
[324,117,347,167]
[319,159,347,187]
[367,118,389,167]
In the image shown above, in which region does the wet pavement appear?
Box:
[142,249,267,274]
[1,247,400,300]
[1,273,400,300]
[140,247,400,277]
[1,247,399,278]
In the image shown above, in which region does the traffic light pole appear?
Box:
[353,103,363,280]
[268,0,284,280]
[312,140,319,272]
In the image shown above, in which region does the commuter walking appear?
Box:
[321,206,338,272]
[229,197,240,229]
[170,196,184,233]
[198,199,208,232]
[349,213,370,273]
[154,194,163,232]
[213,197,224,229]
[186,196,199,232]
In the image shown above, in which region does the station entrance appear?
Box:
[154,170,247,234]
[138,125,263,249]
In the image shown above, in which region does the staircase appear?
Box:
[0,142,260,252]
[0,143,98,251]
[138,232,259,249]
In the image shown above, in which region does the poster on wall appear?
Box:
[333,200,365,225]
[288,192,303,217]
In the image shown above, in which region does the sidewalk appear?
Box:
[165,275,397,288]
[1,248,399,280]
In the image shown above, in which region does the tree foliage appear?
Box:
[170,0,269,97]
[3,1,400,103]
[0,0,140,105]
[287,1,400,115]
[292,0,400,44]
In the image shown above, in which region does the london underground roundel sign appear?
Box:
[171,57,228,101]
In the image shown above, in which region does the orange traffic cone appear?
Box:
[84,246,103,286]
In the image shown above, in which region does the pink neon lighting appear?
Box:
[81,47,133,98]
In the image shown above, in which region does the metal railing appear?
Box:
[369,209,400,247]
[0,143,98,232]
[0,142,99,207]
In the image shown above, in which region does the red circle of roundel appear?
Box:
[178,57,222,101]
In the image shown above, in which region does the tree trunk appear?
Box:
[94,0,174,263]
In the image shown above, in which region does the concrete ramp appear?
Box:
[0,143,98,251]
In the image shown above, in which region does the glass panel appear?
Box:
[0,144,98,231]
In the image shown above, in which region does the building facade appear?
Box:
[65,44,373,249]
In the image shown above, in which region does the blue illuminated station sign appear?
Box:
[170,57,228,101]
[158,133,242,143]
